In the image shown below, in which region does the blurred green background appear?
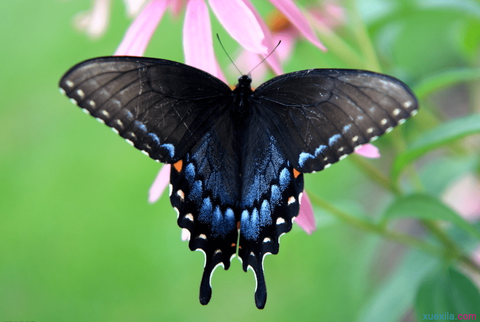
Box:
[1,0,479,321]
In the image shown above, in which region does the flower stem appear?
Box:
[349,154,401,194]
[308,192,480,275]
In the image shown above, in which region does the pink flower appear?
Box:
[115,0,273,78]
[74,0,111,39]
[148,164,171,204]
[355,144,381,158]
[114,0,327,78]
[123,0,150,17]
[442,174,480,268]
[234,2,331,82]
[114,0,170,58]
[73,0,150,38]
[309,0,346,32]
[442,174,480,222]
[268,0,326,52]
[296,193,316,234]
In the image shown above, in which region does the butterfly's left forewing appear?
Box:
[60,56,239,304]
[252,69,419,173]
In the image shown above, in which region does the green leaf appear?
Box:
[420,156,479,196]
[413,68,480,100]
[418,0,480,19]
[358,250,439,322]
[415,266,480,320]
[392,114,480,180]
[382,194,480,240]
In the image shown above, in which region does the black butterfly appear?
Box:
[59,56,418,309]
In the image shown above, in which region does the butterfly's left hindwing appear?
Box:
[169,111,240,306]
[59,56,232,163]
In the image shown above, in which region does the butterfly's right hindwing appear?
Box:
[59,56,232,163]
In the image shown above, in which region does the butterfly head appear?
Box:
[236,75,252,90]
[231,75,254,115]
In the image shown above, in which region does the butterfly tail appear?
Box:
[199,249,228,305]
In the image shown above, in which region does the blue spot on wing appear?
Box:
[279,168,291,189]
[225,208,235,223]
[315,145,327,155]
[298,152,315,167]
[270,185,281,206]
[199,197,212,220]
[342,124,352,134]
[298,145,328,167]
[198,198,235,237]
[146,133,160,146]
[124,111,134,121]
[214,206,222,223]
[185,163,195,182]
[134,120,147,133]
[160,143,175,158]
[241,209,259,240]
[260,200,271,226]
[328,134,342,145]
[190,180,203,202]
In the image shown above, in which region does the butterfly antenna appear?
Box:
[248,40,281,75]
[216,34,243,76]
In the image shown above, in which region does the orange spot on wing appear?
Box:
[173,160,183,173]
[231,243,236,248]
[293,168,301,178]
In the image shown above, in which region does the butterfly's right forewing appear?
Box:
[252,69,418,173]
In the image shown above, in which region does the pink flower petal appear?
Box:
[241,0,283,75]
[148,164,171,203]
[272,29,296,63]
[123,0,149,17]
[74,0,111,39]
[269,0,326,51]
[169,0,184,17]
[208,0,267,55]
[183,0,220,78]
[115,0,168,56]
[442,174,480,221]
[181,228,191,241]
[473,244,480,265]
[311,1,346,31]
[295,192,316,234]
[233,50,267,86]
[354,144,380,158]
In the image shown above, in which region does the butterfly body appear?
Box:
[59,56,418,309]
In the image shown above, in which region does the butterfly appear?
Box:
[59,56,418,309]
